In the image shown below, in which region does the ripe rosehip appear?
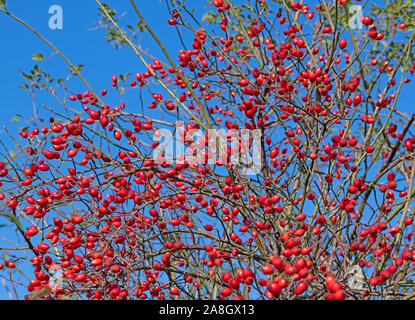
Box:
[365,145,374,153]
[294,281,308,295]
[339,39,347,49]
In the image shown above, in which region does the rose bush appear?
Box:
[0,0,414,300]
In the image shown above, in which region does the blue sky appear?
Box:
[0,1,185,126]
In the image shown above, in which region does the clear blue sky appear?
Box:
[0,0,188,128]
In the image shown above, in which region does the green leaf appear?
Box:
[0,0,6,8]
[30,287,51,300]
[137,20,145,32]
[70,64,84,74]
[11,114,22,122]
[19,71,33,81]
[3,213,22,231]
[32,53,44,61]
[119,73,130,81]
[17,84,30,90]
[98,2,116,18]
[260,1,269,10]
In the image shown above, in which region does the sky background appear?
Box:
[0,0,186,127]
[0,0,413,300]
